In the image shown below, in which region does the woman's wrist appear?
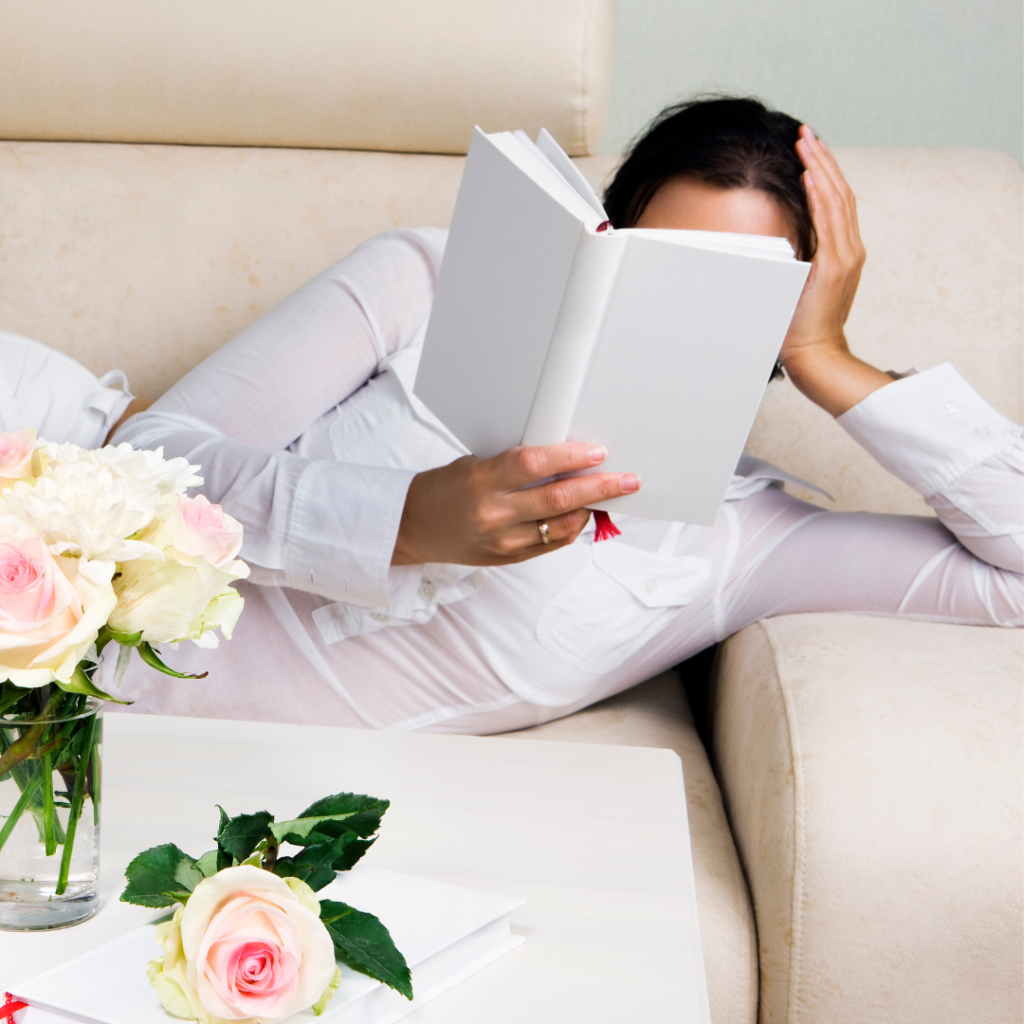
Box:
[782,338,892,418]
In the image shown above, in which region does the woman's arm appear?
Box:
[722,370,1022,631]
[115,229,640,606]
[779,126,894,417]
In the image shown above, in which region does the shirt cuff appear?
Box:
[286,459,415,607]
[837,363,1023,497]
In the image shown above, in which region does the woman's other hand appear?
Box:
[392,443,640,566]
[781,126,891,416]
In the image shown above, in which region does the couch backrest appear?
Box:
[1,143,1018,519]
[0,0,615,157]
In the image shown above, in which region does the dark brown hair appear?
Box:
[604,96,816,260]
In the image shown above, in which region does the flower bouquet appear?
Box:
[121,793,412,1023]
[0,429,247,927]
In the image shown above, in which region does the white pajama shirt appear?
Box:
[9,228,1023,733]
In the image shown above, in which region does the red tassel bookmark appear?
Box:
[592,509,621,542]
[1,994,27,1021]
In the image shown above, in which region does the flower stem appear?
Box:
[41,750,56,856]
[0,768,43,853]
[90,738,101,827]
[56,714,95,896]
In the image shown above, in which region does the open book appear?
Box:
[414,128,811,524]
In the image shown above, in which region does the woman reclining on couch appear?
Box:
[9,97,1023,732]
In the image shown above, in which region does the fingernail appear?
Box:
[806,125,817,141]
[588,445,608,463]
[804,171,814,187]
[621,473,641,493]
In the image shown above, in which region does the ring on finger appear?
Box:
[538,521,551,545]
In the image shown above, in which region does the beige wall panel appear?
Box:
[0,0,615,157]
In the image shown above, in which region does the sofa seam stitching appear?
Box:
[761,617,806,1024]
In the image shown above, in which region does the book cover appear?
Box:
[414,127,810,525]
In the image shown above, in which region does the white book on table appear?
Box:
[414,127,811,525]
[12,867,525,1024]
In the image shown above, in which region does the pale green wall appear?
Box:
[603,0,1023,162]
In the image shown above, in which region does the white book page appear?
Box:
[534,128,608,219]
[569,235,810,523]
[522,229,627,445]
[414,129,587,456]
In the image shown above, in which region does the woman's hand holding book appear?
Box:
[391,443,640,566]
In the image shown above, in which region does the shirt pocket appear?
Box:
[536,563,686,675]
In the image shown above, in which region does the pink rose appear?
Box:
[0,429,37,487]
[150,866,337,1024]
[0,516,116,688]
[164,494,244,569]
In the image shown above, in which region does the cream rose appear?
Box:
[0,515,116,688]
[164,495,244,570]
[108,516,248,645]
[0,429,38,488]
[148,866,338,1024]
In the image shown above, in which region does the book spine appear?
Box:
[521,230,628,446]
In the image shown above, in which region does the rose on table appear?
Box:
[122,793,413,1023]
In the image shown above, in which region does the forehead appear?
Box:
[636,177,795,246]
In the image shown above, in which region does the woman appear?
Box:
[105,98,1021,731]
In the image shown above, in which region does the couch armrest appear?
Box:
[712,613,1022,1024]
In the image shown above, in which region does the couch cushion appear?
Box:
[0,0,614,157]
[0,143,614,399]
[504,672,758,1024]
[712,614,1023,1024]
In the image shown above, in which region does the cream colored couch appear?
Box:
[1,3,1020,1023]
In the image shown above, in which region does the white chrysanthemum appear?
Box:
[3,441,202,567]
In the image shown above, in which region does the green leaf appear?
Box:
[269,813,360,847]
[217,810,274,862]
[296,794,390,840]
[59,664,131,704]
[196,850,220,877]
[121,844,201,908]
[331,836,377,872]
[214,805,233,871]
[0,681,30,717]
[137,641,208,680]
[273,831,359,891]
[319,900,413,1000]
[95,624,143,657]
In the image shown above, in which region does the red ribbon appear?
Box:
[592,509,621,542]
[596,220,612,232]
[0,994,27,1020]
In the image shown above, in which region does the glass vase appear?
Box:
[0,685,103,930]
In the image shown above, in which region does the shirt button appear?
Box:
[944,399,961,415]
[975,426,991,437]
[418,582,437,602]
[370,612,388,623]
[645,578,659,594]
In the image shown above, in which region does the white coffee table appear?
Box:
[1,713,709,1023]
